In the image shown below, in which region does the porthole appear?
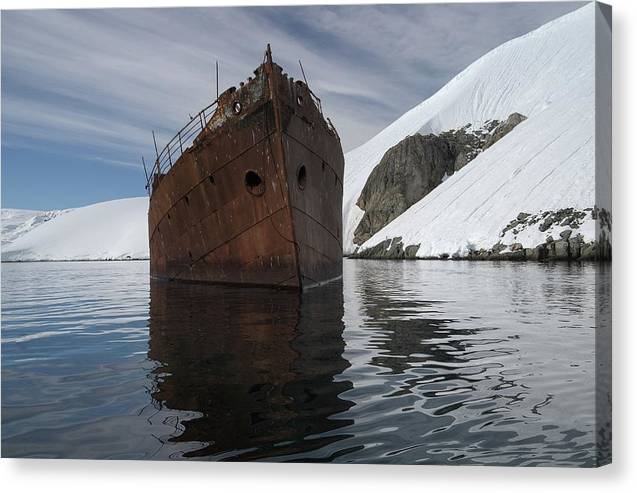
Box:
[297,164,307,190]
[209,175,215,184]
[297,94,304,106]
[245,170,265,196]
[233,101,242,115]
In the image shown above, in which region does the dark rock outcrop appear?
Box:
[500,208,588,238]
[439,125,484,172]
[353,113,527,245]
[353,134,457,245]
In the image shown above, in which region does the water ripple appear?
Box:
[1,259,610,465]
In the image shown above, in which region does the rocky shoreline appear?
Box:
[350,235,611,261]
[351,207,612,262]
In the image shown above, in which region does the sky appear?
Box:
[1,1,584,211]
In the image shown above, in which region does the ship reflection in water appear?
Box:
[1,260,610,465]
[147,280,356,461]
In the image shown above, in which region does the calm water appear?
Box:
[1,260,611,465]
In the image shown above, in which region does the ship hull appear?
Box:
[148,57,343,290]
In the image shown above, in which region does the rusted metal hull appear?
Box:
[148,50,343,289]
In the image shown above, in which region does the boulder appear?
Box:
[404,244,420,258]
[539,217,554,232]
[524,248,538,260]
[382,237,406,259]
[484,113,527,149]
[501,249,526,260]
[524,244,548,261]
[354,239,392,259]
[536,244,548,260]
[492,242,507,253]
[569,234,583,258]
[552,240,570,259]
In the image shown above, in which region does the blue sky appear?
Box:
[1,2,584,210]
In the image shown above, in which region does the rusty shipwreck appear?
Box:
[146,46,344,289]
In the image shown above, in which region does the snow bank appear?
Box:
[1,208,64,245]
[2,197,149,261]
[344,3,602,255]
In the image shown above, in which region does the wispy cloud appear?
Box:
[1,2,584,168]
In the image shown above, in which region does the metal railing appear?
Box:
[146,99,218,191]
[144,76,330,192]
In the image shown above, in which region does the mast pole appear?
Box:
[299,59,309,87]
[152,131,159,160]
[141,156,149,183]
[215,60,219,100]
[141,156,150,194]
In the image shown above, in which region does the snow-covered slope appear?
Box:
[359,97,596,257]
[344,3,604,255]
[1,208,64,245]
[2,198,149,261]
